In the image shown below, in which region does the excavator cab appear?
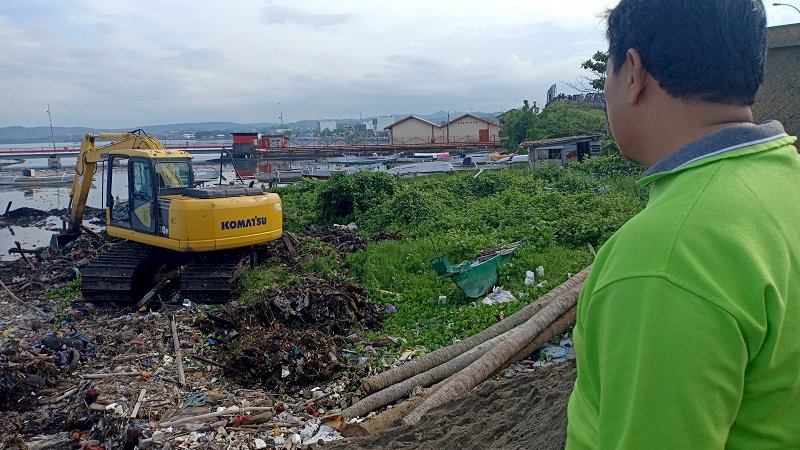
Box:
[106,154,193,236]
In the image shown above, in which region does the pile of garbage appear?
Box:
[0,222,394,449]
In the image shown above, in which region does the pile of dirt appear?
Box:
[326,361,576,450]
[0,206,104,229]
[306,225,369,253]
[215,277,383,392]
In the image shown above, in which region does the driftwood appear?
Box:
[0,278,50,318]
[14,241,35,270]
[158,406,274,428]
[170,315,186,386]
[344,322,517,418]
[134,279,170,309]
[81,371,140,379]
[130,388,147,418]
[402,267,588,425]
[361,281,569,393]
[282,234,298,258]
[344,305,579,419]
[503,306,577,371]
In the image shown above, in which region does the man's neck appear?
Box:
[638,102,754,167]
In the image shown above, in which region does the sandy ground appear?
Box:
[326,360,576,450]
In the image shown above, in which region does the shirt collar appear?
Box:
[642,120,788,178]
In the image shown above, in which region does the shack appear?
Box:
[521,135,602,167]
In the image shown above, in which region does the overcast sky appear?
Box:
[1,1,796,128]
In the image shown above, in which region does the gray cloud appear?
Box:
[261,3,356,28]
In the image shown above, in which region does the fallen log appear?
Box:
[344,322,517,418]
[344,305,579,419]
[502,306,577,372]
[402,267,588,425]
[361,271,586,394]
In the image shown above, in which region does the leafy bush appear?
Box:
[316,172,396,224]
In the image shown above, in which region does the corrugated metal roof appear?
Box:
[384,115,441,130]
[521,134,602,148]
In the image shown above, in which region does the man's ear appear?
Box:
[626,48,648,105]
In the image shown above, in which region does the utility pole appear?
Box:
[46,105,57,152]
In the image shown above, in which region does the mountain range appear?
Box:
[0,111,502,144]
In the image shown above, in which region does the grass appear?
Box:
[246,156,647,351]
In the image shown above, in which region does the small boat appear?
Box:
[254,169,305,184]
[412,152,451,160]
[431,242,520,298]
[325,154,399,165]
[388,161,454,177]
[461,152,494,166]
[0,170,76,187]
[301,164,387,179]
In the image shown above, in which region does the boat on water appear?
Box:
[324,154,399,165]
[0,170,76,187]
[302,163,387,179]
[254,169,305,184]
[388,161,455,177]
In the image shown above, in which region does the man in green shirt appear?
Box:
[566,0,800,448]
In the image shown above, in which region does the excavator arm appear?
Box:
[54,130,165,247]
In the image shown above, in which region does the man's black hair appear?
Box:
[606,0,767,105]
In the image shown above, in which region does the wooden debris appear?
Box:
[81,371,140,379]
[130,388,147,418]
[14,241,35,270]
[170,314,186,387]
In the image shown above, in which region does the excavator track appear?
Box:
[180,249,251,303]
[81,243,257,304]
[80,241,159,302]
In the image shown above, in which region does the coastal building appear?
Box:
[385,114,499,145]
[385,116,444,145]
[443,114,500,144]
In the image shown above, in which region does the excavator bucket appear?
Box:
[50,231,80,249]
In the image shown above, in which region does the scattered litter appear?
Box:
[481,288,518,305]
[524,270,536,286]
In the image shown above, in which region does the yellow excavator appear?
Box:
[55,129,283,302]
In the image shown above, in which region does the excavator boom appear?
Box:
[53,130,165,247]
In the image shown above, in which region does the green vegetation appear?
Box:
[44,279,81,309]
[247,157,646,351]
[500,50,610,150]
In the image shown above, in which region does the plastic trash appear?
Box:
[524,270,536,286]
[438,295,447,304]
[481,288,518,305]
[535,266,545,278]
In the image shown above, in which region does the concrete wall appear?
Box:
[389,118,443,144]
[753,24,800,138]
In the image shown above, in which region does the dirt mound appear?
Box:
[0,206,105,229]
[207,277,383,392]
[306,225,368,253]
[326,361,576,450]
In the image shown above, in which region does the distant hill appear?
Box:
[0,111,502,144]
